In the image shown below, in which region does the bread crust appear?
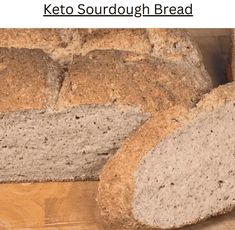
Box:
[0,29,62,49]
[0,29,87,65]
[0,29,209,72]
[56,48,212,229]
[80,29,152,56]
[56,49,211,111]
[98,107,188,230]
[0,48,63,112]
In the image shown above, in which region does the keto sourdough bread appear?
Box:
[98,82,235,229]
[0,47,212,183]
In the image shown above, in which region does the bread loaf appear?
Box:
[0,47,212,182]
[98,82,235,229]
[0,29,213,184]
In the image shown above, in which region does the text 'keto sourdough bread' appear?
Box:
[98,82,235,229]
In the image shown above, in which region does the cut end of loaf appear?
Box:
[133,101,235,229]
[0,105,148,182]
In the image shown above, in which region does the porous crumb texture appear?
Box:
[0,106,147,182]
[0,48,63,112]
[133,101,235,229]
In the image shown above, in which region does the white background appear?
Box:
[0,0,233,28]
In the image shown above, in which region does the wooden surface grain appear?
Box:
[0,182,101,230]
[0,181,234,230]
[0,29,234,230]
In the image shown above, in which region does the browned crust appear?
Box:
[148,29,202,65]
[80,29,205,69]
[0,29,210,74]
[0,29,62,50]
[80,29,152,56]
[0,48,63,112]
[195,82,235,112]
[56,50,211,112]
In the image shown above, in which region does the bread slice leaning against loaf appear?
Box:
[0,47,211,183]
[97,82,235,229]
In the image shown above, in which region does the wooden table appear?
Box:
[0,182,234,230]
[0,182,100,229]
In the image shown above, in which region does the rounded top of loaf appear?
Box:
[57,50,212,113]
[0,29,213,83]
[0,48,63,112]
[81,29,202,65]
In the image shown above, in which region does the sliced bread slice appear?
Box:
[98,82,235,229]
